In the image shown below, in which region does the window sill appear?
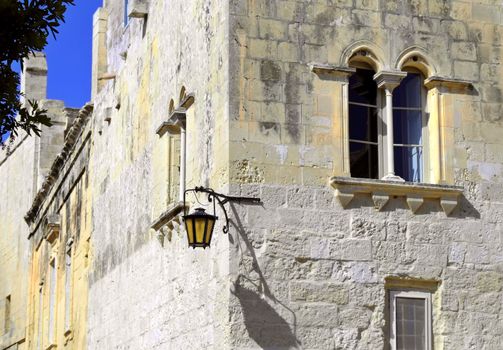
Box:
[150,201,186,246]
[150,201,186,231]
[330,176,463,215]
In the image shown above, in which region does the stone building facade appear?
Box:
[1,0,503,349]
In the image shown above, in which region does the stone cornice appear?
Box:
[309,63,356,81]
[424,76,474,92]
[25,103,94,225]
[330,176,463,215]
[150,201,186,231]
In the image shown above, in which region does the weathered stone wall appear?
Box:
[227,1,503,349]
[0,136,36,350]
[86,0,231,348]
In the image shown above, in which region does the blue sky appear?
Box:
[44,0,103,108]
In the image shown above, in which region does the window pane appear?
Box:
[393,110,422,145]
[395,146,422,182]
[396,297,426,350]
[350,142,378,179]
[349,104,377,143]
[393,73,422,108]
[349,68,377,106]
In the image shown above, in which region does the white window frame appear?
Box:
[348,68,429,183]
[389,290,432,350]
[388,70,429,183]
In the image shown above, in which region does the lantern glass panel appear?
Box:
[205,220,215,245]
[185,219,195,245]
[195,217,207,244]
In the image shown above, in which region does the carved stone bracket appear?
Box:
[331,177,463,215]
[45,214,61,244]
[150,202,186,247]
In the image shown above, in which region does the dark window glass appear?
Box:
[349,143,378,179]
[349,68,378,179]
[396,297,426,350]
[349,69,377,105]
[124,0,129,25]
[349,104,378,143]
[393,73,422,108]
[393,110,422,145]
[393,73,423,182]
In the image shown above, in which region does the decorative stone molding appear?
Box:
[44,214,61,244]
[424,76,474,93]
[128,0,149,18]
[150,202,186,247]
[25,103,94,225]
[373,70,407,91]
[150,201,186,231]
[156,93,194,137]
[331,177,463,215]
[309,63,355,81]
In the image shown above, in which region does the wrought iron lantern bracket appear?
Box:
[183,186,260,234]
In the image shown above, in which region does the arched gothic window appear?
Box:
[347,64,426,182]
[392,72,425,182]
[348,68,379,179]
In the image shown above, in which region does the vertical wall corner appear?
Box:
[92,7,109,100]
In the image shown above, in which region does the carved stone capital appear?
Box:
[373,71,407,91]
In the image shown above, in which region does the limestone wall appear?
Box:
[227,1,503,349]
[86,0,231,348]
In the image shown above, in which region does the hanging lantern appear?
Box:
[182,187,261,249]
[183,208,217,249]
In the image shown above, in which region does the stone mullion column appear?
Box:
[373,71,407,181]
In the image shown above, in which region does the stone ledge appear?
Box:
[150,201,186,231]
[330,177,463,215]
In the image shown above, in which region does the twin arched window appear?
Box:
[348,66,426,182]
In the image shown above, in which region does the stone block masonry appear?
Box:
[0,0,503,349]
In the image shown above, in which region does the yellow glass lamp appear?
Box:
[183,208,217,249]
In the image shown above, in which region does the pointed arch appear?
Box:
[168,99,175,114]
[340,41,386,72]
[179,86,187,105]
[395,46,437,78]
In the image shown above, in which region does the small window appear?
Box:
[48,259,57,345]
[390,290,432,350]
[64,246,73,334]
[393,73,425,182]
[124,0,129,26]
[4,295,10,334]
[37,287,43,350]
[348,68,379,179]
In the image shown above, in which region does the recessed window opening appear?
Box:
[124,0,129,26]
[64,246,72,333]
[392,72,425,182]
[4,295,10,334]
[348,68,379,179]
[48,259,56,344]
[390,290,432,350]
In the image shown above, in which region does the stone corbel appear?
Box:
[45,214,61,244]
[372,192,390,211]
[150,202,186,247]
[406,195,424,214]
[331,177,463,215]
[440,195,459,216]
[334,188,354,208]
